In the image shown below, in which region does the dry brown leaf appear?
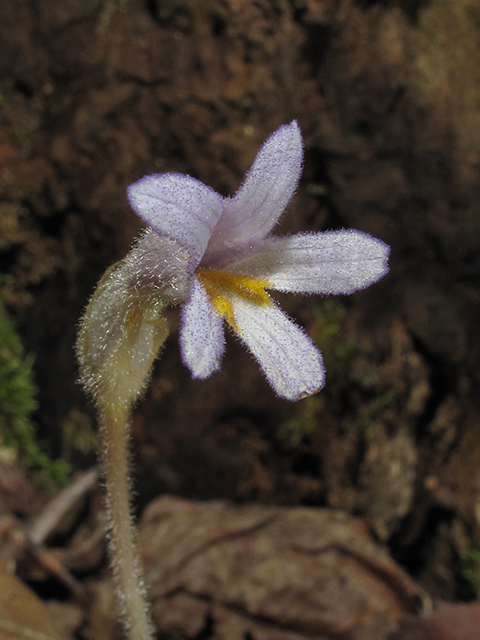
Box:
[140,496,423,640]
[389,600,480,639]
[0,567,68,640]
[43,602,83,640]
[0,458,37,518]
[82,578,121,640]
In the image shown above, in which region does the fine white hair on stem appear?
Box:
[76,229,190,640]
[100,405,155,640]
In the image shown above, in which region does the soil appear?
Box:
[1,0,480,638]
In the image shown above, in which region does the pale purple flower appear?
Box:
[127,121,389,401]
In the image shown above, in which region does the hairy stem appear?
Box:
[101,404,154,640]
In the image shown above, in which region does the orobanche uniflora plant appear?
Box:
[76,121,389,640]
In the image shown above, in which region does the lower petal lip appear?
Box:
[226,294,325,401]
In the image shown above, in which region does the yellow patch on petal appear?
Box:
[196,269,272,329]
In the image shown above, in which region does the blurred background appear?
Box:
[1,0,480,638]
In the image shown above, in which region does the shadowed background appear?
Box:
[1,0,480,637]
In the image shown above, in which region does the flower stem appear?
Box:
[100,403,154,640]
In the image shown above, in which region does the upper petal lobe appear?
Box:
[128,173,224,268]
[203,121,303,264]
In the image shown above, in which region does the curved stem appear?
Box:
[100,404,154,640]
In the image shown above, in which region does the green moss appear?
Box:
[62,407,98,459]
[279,300,357,444]
[354,416,377,442]
[461,548,480,594]
[279,394,325,446]
[310,299,357,383]
[0,283,70,488]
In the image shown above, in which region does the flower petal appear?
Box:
[229,297,325,401]
[127,173,224,267]
[180,277,225,379]
[228,230,390,294]
[203,121,303,264]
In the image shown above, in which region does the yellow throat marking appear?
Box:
[196,269,272,329]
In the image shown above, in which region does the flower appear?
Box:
[127,121,389,401]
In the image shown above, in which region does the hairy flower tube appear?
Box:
[77,230,189,409]
[127,120,390,401]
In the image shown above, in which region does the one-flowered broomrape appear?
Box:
[77,121,390,640]
[78,121,389,407]
[123,120,389,401]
